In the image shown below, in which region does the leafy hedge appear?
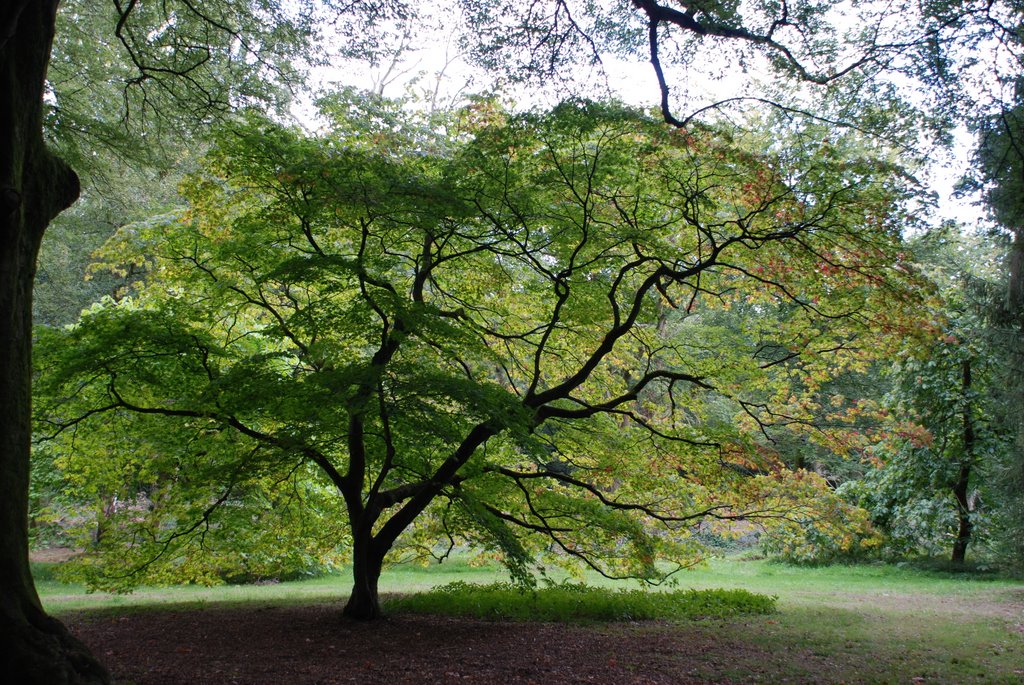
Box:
[386,581,775,621]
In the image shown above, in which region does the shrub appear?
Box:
[386,580,775,621]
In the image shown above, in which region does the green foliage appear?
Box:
[838,411,999,562]
[835,229,1016,563]
[386,580,776,621]
[34,168,187,328]
[838,468,961,559]
[49,454,353,591]
[961,89,1024,569]
[45,0,336,195]
[756,471,882,564]
[29,445,78,549]
[34,93,921,603]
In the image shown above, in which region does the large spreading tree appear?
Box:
[37,98,917,619]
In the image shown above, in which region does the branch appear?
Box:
[631,0,965,129]
[102,375,347,492]
[494,466,741,525]
[536,368,713,421]
[102,474,240,581]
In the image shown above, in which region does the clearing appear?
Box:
[40,557,1024,684]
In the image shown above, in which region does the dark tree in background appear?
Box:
[969,89,1024,567]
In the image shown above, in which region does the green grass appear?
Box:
[34,555,505,613]
[35,556,1024,683]
[35,556,1021,616]
[652,559,1024,684]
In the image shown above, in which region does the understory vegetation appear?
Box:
[387,581,776,621]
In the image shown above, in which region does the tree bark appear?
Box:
[0,1,109,681]
[1006,228,1023,322]
[951,461,973,565]
[342,533,385,621]
[951,358,975,566]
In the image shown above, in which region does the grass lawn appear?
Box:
[679,560,1024,683]
[36,556,1024,683]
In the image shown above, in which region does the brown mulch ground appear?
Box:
[65,604,819,685]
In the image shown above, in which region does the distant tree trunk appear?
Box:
[951,464,973,565]
[0,2,109,681]
[951,358,975,565]
[1004,228,1023,322]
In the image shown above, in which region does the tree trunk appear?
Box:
[1005,228,1023,323]
[0,2,109,681]
[951,358,975,566]
[343,534,385,620]
[951,462,973,565]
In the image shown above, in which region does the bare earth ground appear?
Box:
[65,604,833,685]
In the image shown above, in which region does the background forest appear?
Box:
[5,0,1024,680]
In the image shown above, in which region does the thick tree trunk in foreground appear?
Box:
[0,2,109,681]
